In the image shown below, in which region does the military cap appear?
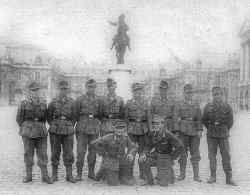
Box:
[58,80,70,89]
[28,81,40,91]
[132,82,144,91]
[85,79,97,87]
[107,78,117,87]
[112,120,127,133]
[212,86,223,94]
[184,84,193,93]
[159,80,168,89]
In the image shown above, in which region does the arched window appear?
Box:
[245,91,248,110]
[240,91,244,110]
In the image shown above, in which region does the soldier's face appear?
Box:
[184,91,193,100]
[159,88,167,96]
[59,88,68,97]
[30,90,39,99]
[133,90,143,99]
[108,85,116,94]
[212,91,223,102]
[87,86,96,94]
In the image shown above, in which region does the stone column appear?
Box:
[240,45,244,81]
[245,44,249,82]
[108,64,132,102]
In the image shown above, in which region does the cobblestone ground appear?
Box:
[0,106,250,195]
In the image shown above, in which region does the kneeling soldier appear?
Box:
[90,120,137,186]
[139,116,183,186]
[16,82,52,184]
[47,80,76,183]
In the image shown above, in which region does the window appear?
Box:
[35,72,40,81]
[17,72,22,80]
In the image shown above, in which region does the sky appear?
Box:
[0,0,250,69]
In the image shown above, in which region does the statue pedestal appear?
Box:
[108,64,132,101]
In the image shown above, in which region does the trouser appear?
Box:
[96,156,133,185]
[142,152,174,186]
[128,134,146,177]
[178,133,201,166]
[50,133,74,166]
[22,136,48,167]
[207,136,232,174]
[76,132,98,169]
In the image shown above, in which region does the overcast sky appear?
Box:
[0,0,250,68]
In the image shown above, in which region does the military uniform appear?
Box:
[176,84,203,181]
[100,78,125,136]
[16,82,52,184]
[74,79,102,180]
[90,120,137,186]
[140,116,183,186]
[125,82,151,179]
[150,80,178,133]
[202,86,236,185]
[47,81,76,183]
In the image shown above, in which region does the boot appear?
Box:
[207,170,216,184]
[95,166,105,181]
[226,172,237,186]
[51,165,58,182]
[88,164,96,180]
[75,166,83,181]
[193,164,202,182]
[40,166,53,184]
[177,163,186,181]
[23,165,32,183]
[66,166,76,183]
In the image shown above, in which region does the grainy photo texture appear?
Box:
[0,0,249,195]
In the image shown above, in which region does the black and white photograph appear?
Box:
[0,0,249,194]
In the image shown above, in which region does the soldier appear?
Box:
[151,80,178,134]
[100,78,125,136]
[74,79,102,181]
[90,120,137,186]
[176,84,203,182]
[202,86,237,186]
[47,80,76,183]
[125,82,151,180]
[16,82,52,184]
[139,116,184,186]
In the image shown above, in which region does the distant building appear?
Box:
[239,19,250,110]
[0,45,52,105]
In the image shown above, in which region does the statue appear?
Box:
[109,14,131,64]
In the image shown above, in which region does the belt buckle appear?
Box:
[61,116,66,120]
[34,118,38,121]
[89,114,94,119]
[136,118,140,122]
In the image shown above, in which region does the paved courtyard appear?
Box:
[0,106,249,194]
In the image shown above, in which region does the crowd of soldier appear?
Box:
[15,77,237,187]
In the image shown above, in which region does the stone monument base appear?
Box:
[108,64,132,101]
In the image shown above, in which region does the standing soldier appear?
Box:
[16,82,52,184]
[202,86,236,186]
[151,80,178,134]
[139,116,184,186]
[74,79,102,181]
[90,120,137,186]
[125,82,151,180]
[100,78,125,136]
[176,84,203,182]
[47,80,76,183]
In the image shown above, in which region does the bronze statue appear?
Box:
[109,14,131,64]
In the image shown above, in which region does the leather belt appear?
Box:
[181,117,193,121]
[129,119,147,122]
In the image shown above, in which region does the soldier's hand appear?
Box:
[127,154,134,162]
[139,153,147,163]
[197,131,202,138]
